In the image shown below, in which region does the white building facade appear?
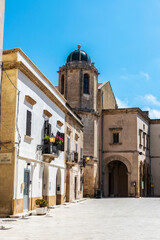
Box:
[0,48,84,216]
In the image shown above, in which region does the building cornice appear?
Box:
[3,48,67,103]
[3,60,67,113]
[102,108,150,122]
[150,119,160,124]
[58,62,99,75]
[3,57,83,127]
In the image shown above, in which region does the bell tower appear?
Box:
[58,45,100,197]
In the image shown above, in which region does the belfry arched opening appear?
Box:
[104,160,128,197]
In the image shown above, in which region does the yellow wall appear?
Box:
[0,67,18,216]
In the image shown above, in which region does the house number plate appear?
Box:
[0,153,12,164]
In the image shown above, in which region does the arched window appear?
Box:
[61,75,64,95]
[83,74,89,94]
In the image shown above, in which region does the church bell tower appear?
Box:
[58,45,99,197]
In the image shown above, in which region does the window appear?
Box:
[109,128,122,145]
[75,143,78,153]
[143,133,146,148]
[26,110,32,136]
[83,73,89,94]
[139,129,142,146]
[61,75,64,95]
[44,120,51,137]
[67,137,70,154]
[113,133,119,144]
[80,148,83,160]
[147,135,149,150]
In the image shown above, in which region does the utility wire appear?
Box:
[2,65,20,93]
[1,65,21,148]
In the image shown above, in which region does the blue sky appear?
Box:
[3,0,160,118]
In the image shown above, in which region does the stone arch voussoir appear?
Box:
[103,155,132,174]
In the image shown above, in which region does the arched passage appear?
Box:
[103,155,131,197]
[108,161,128,197]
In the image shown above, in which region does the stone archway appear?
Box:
[103,155,132,197]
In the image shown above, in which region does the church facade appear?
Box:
[58,45,160,198]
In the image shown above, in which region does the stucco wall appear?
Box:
[150,123,160,196]
[65,114,84,201]
[103,112,137,152]
[12,69,66,213]
[137,115,149,159]
[102,110,150,197]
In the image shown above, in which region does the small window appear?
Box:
[113,133,119,144]
[61,75,64,95]
[83,74,89,94]
[26,110,32,136]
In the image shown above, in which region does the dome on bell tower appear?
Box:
[66,45,91,63]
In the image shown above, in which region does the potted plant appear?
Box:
[43,135,50,143]
[55,135,63,150]
[35,199,48,215]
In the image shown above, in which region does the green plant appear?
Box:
[43,135,50,141]
[35,199,48,207]
[55,135,63,144]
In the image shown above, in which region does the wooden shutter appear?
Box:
[26,110,32,136]
[44,120,51,137]
[44,120,48,136]
[48,123,51,136]
[61,133,64,151]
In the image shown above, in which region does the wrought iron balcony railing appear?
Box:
[79,158,85,167]
[66,151,79,164]
[42,142,58,156]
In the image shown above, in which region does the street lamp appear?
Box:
[50,134,55,143]
[86,156,90,161]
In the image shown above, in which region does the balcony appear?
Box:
[42,142,58,163]
[66,151,78,166]
[79,158,85,168]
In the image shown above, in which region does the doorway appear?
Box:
[56,168,61,205]
[108,161,128,197]
[74,176,77,199]
[23,169,30,211]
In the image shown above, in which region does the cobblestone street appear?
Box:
[1,198,160,240]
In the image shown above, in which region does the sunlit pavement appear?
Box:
[1,198,160,240]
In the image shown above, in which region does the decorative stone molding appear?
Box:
[25,95,36,106]
[57,120,63,127]
[24,135,34,141]
[75,133,79,141]
[43,109,52,118]
[67,127,72,135]
[43,154,56,163]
